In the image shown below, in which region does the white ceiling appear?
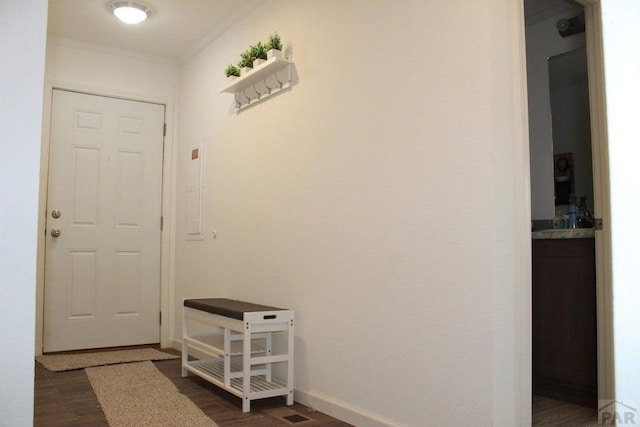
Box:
[47,0,267,62]
[48,0,583,62]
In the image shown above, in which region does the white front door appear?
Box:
[43,89,165,352]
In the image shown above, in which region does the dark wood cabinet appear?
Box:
[532,238,597,408]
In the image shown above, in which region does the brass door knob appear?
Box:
[51,229,61,238]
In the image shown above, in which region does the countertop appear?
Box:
[531,228,595,239]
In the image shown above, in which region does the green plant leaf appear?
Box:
[266,32,282,51]
[224,64,240,77]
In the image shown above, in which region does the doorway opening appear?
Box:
[523,0,613,423]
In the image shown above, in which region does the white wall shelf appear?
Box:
[220,56,293,111]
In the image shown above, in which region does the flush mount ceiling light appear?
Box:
[111,1,152,25]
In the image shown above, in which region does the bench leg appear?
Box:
[181,312,189,377]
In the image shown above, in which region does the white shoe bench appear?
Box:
[181,298,294,412]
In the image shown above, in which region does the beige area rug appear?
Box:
[36,348,179,372]
[86,361,217,427]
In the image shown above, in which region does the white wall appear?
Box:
[37,39,179,352]
[0,0,48,425]
[525,7,585,219]
[174,0,529,425]
[600,0,640,415]
[45,38,179,100]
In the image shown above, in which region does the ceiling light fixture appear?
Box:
[111,1,152,25]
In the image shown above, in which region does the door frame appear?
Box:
[36,81,176,355]
[578,0,615,410]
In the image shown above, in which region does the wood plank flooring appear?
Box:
[533,395,600,426]
[35,354,604,427]
[34,353,351,426]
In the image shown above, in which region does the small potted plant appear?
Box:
[250,42,268,68]
[266,32,283,60]
[238,49,254,75]
[224,64,240,81]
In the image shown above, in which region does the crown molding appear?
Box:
[178,0,269,65]
[47,36,177,67]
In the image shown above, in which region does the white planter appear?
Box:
[267,49,283,60]
[240,66,252,75]
[253,58,266,68]
[227,75,238,82]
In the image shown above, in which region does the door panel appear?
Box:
[72,147,100,225]
[44,90,164,352]
[69,250,97,318]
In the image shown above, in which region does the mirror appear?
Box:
[548,47,593,209]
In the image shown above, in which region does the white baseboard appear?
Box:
[294,389,403,427]
[172,338,401,426]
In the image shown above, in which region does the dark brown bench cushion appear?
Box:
[184,298,285,320]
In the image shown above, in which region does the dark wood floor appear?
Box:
[37,354,603,427]
[34,353,351,427]
[532,395,600,426]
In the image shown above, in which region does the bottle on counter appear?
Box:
[567,195,578,229]
[578,196,594,228]
[553,211,568,229]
